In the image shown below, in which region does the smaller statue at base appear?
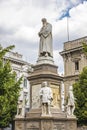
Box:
[39,81,53,116]
[16,97,26,118]
[16,100,23,116]
[67,86,75,116]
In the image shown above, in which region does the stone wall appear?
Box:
[77,126,87,130]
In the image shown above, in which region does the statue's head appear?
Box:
[42,81,48,87]
[41,18,47,23]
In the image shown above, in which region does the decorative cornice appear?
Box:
[4,56,31,66]
[28,73,63,81]
[60,46,82,56]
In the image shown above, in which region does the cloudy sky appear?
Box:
[0,0,87,74]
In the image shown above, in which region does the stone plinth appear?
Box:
[15,62,77,130]
[15,108,77,130]
[15,107,77,130]
[37,56,54,65]
[28,63,63,110]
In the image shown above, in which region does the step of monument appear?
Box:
[26,108,67,119]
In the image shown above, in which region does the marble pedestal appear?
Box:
[15,108,77,130]
[15,60,77,130]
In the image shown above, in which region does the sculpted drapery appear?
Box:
[38,18,53,57]
[67,86,75,116]
[39,81,53,115]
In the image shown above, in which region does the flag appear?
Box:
[59,9,70,20]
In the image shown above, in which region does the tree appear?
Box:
[0,45,22,128]
[82,42,87,56]
[73,43,87,125]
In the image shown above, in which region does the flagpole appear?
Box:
[67,16,69,41]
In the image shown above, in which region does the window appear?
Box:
[24,78,27,87]
[75,61,79,70]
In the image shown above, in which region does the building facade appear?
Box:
[4,51,32,115]
[60,36,87,97]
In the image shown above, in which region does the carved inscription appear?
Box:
[26,122,39,130]
[68,122,76,130]
[42,121,52,130]
[27,128,39,130]
[53,123,65,130]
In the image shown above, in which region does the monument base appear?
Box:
[15,108,77,130]
[15,117,77,130]
[37,56,54,65]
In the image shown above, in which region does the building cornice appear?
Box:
[63,74,79,79]
[60,46,82,56]
[60,36,87,56]
[4,56,31,66]
[64,36,87,44]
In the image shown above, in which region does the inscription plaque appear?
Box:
[53,123,65,130]
[27,128,39,130]
[42,120,52,130]
[26,121,39,130]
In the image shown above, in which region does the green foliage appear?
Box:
[73,67,87,125]
[82,42,87,56]
[0,45,22,128]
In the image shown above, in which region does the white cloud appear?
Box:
[0,0,87,74]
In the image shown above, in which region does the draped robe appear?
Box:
[39,23,53,57]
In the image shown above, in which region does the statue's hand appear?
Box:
[38,32,41,37]
[49,97,53,102]
[51,98,53,101]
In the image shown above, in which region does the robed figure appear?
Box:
[67,86,75,116]
[39,81,53,115]
[38,18,53,57]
